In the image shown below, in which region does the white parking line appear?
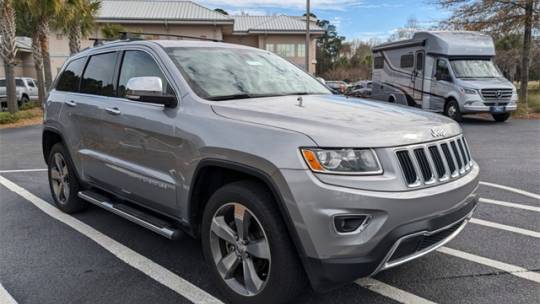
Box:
[0,175,223,304]
[0,283,17,304]
[356,278,437,304]
[470,218,540,238]
[480,181,540,201]
[479,198,540,212]
[0,169,47,173]
[438,247,540,284]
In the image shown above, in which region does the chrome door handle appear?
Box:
[65,100,77,107]
[105,107,121,115]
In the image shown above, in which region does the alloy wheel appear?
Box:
[50,152,70,204]
[209,202,271,296]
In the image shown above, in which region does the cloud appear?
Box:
[198,0,364,11]
[228,9,268,15]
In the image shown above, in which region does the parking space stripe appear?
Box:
[356,278,437,304]
[438,247,540,284]
[470,218,540,238]
[0,175,223,304]
[0,283,17,304]
[0,169,47,173]
[480,181,540,201]
[479,198,540,212]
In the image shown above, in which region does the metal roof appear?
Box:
[232,15,325,33]
[97,0,233,23]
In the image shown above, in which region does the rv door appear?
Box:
[412,51,424,101]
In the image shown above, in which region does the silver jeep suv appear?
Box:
[43,40,479,304]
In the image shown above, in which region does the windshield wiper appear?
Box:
[206,93,276,101]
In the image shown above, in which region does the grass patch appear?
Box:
[514,81,540,118]
[0,107,41,125]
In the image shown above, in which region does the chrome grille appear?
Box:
[481,88,513,100]
[395,135,474,187]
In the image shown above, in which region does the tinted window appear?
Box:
[400,54,414,68]
[0,80,5,86]
[374,57,384,69]
[56,58,86,92]
[15,79,24,87]
[81,52,117,96]
[26,80,35,87]
[416,53,423,71]
[118,51,172,98]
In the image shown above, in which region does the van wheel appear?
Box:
[47,143,87,213]
[21,95,29,104]
[492,113,510,122]
[201,181,306,304]
[445,99,463,122]
[388,96,396,103]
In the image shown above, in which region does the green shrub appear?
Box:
[19,101,41,110]
[0,112,18,124]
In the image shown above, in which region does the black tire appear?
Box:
[388,96,396,103]
[201,181,306,304]
[445,99,463,122]
[21,95,29,104]
[492,113,510,122]
[47,143,88,213]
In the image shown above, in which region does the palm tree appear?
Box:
[57,0,100,55]
[21,0,62,90]
[0,0,19,113]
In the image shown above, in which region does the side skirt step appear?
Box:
[78,190,182,240]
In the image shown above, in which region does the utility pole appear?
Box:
[305,0,310,73]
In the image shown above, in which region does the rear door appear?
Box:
[97,49,180,214]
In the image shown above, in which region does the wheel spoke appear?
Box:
[54,153,63,173]
[246,238,270,260]
[211,216,237,244]
[217,251,240,279]
[234,204,251,241]
[62,181,70,200]
[50,169,61,181]
[243,258,263,294]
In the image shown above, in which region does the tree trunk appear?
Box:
[68,22,81,55]
[32,32,46,106]
[39,19,53,90]
[4,62,18,113]
[519,0,533,116]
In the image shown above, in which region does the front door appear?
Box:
[412,51,424,101]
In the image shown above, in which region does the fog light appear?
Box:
[334,214,370,234]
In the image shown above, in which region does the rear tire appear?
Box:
[388,96,396,103]
[492,113,510,122]
[47,143,87,213]
[445,99,463,122]
[21,95,29,104]
[201,181,306,304]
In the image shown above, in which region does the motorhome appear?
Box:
[371,31,518,122]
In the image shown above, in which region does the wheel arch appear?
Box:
[42,127,65,165]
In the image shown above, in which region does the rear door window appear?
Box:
[117,50,172,98]
[15,79,24,87]
[56,58,86,92]
[26,79,36,87]
[81,52,118,96]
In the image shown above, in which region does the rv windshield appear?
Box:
[166,47,330,100]
[450,59,502,79]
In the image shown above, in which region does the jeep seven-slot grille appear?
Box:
[395,135,473,187]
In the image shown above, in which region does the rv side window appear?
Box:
[416,53,423,71]
[374,57,384,69]
[400,54,414,68]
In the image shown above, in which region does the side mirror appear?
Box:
[126,77,177,107]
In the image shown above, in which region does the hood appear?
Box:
[457,77,514,89]
[212,95,462,147]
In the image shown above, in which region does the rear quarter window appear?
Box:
[56,58,86,92]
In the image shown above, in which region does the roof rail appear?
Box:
[118,31,222,42]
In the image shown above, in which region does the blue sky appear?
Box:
[198,0,452,42]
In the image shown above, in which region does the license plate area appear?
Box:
[490,106,506,113]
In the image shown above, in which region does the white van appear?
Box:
[371,31,518,122]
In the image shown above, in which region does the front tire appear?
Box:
[47,143,87,213]
[445,99,463,122]
[492,113,510,122]
[201,181,306,304]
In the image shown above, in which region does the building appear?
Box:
[43,0,325,78]
[0,37,34,79]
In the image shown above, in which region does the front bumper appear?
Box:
[278,164,479,291]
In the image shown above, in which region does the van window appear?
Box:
[416,53,423,71]
[0,80,5,86]
[435,59,451,81]
[374,57,384,69]
[15,79,24,87]
[81,52,117,96]
[117,51,172,98]
[56,58,86,92]
[400,54,414,68]
[26,79,36,87]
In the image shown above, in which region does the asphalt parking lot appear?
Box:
[0,116,539,304]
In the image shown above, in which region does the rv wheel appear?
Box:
[445,99,462,122]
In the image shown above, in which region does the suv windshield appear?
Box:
[166,47,330,100]
[450,59,502,78]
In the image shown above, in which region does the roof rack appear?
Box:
[119,31,222,42]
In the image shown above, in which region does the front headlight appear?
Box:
[301,148,382,175]
[461,88,478,95]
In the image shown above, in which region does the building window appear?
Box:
[400,54,414,68]
[266,43,274,52]
[276,44,295,57]
[297,44,306,58]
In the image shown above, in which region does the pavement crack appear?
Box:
[424,268,540,281]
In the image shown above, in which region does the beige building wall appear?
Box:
[257,34,318,74]
[0,52,35,78]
